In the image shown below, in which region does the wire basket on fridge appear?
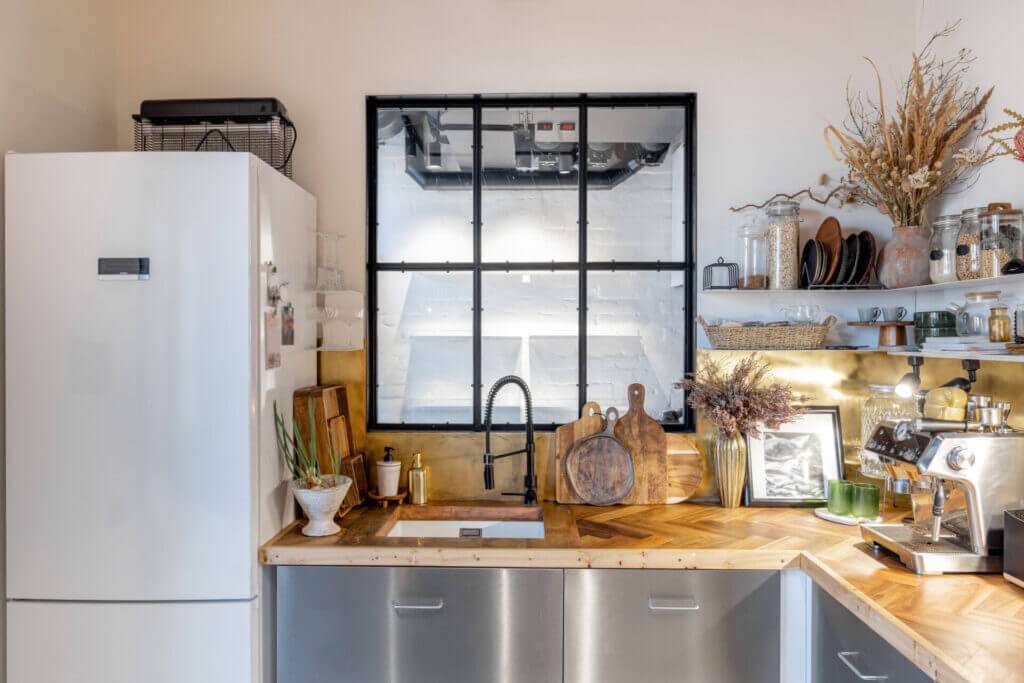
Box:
[132,98,297,177]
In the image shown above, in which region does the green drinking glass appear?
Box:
[827,479,853,516]
[852,483,880,519]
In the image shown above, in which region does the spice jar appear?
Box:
[765,199,800,290]
[956,207,984,280]
[860,384,915,479]
[989,305,1012,342]
[736,221,768,289]
[928,214,959,284]
[979,208,1020,278]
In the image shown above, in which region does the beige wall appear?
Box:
[1,0,118,675]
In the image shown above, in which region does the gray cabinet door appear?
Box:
[564,569,780,683]
[812,585,932,682]
[277,566,563,683]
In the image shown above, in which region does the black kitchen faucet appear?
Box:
[482,375,537,505]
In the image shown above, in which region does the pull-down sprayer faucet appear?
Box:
[482,375,537,505]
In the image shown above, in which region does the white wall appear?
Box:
[1,0,117,676]
[111,0,918,347]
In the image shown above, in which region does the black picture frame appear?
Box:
[743,405,844,507]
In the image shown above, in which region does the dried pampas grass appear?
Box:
[825,22,1003,227]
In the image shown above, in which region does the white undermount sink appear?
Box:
[380,504,545,539]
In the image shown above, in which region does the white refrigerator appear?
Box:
[4,152,317,682]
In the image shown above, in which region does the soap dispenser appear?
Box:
[409,452,427,505]
[376,446,402,497]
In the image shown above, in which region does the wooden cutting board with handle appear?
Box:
[554,402,606,504]
[615,383,668,504]
[564,407,634,506]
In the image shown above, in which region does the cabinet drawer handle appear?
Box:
[837,651,888,680]
[648,596,699,612]
[392,599,444,612]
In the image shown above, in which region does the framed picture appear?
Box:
[744,405,844,507]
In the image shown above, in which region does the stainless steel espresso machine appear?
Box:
[861,408,1024,575]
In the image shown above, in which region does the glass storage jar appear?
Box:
[736,220,767,289]
[860,384,915,479]
[928,214,960,284]
[953,290,1001,336]
[979,209,1020,278]
[765,199,800,290]
[957,207,984,280]
[989,305,1012,342]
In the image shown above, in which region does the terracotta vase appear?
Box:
[877,225,930,289]
[713,430,747,508]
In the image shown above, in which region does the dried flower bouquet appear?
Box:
[676,355,802,437]
[825,23,1003,227]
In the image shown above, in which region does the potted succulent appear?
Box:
[274,399,352,536]
[677,355,802,508]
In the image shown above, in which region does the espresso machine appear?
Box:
[860,404,1024,574]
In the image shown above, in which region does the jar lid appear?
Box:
[765,199,799,215]
[933,214,961,229]
[962,206,987,219]
[966,290,1001,301]
[991,305,1009,312]
[867,384,897,394]
[980,207,1023,219]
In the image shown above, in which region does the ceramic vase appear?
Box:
[714,431,747,508]
[292,474,352,537]
[878,225,930,289]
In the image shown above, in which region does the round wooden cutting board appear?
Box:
[565,408,634,506]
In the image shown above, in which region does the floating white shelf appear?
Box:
[700,346,1024,362]
[887,349,1024,363]
[699,273,1024,296]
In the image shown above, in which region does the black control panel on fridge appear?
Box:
[864,425,931,464]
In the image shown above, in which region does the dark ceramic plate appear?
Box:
[858,231,876,285]
[831,239,848,285]
[800,240,817,288]
[843,234,861,285]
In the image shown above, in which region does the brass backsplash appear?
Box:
[320,348,1024,502]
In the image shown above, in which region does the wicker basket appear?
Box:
[699,315,838,350]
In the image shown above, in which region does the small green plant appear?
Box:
[274,398,342,489]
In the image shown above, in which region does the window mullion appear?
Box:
[577,101,588,417]
[472,97,483,429]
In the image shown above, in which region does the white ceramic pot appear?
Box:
[292,474,352,537]
[376,460,402,497]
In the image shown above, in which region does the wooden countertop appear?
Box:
[261,502,1024,683]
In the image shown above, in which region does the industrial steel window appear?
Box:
[367,94,696,431]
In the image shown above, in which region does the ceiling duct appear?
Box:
[387,111,673,191]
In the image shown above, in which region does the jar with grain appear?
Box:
[765,199,800,290]
[980,209,1019,278]
[928,214,959,284]
[736,221,768,289]
[956,207,984,280]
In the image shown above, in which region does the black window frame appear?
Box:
[366,93,697,432]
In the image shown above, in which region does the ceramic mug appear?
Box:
[881,306,908,322]
[857,307,881,323]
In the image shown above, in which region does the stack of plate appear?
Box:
[800,217,877,288]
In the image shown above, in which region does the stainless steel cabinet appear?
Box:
[812,585,932,682]
[563,569,780,683]
[277,566,563,683]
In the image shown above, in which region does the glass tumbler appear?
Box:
[852,483,880,519]
[827,480,853,516]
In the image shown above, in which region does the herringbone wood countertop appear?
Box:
[263,502,1024,683]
